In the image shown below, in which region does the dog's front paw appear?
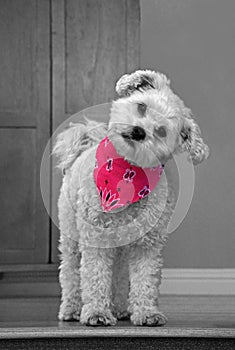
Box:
[58,302,81,321]
[80,305,117,326]
[87,314,117,326]
[131,310,167,326]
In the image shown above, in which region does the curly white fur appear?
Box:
[54,70,209,326]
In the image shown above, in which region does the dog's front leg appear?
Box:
[128,245,167,326]
[80,247,117,326]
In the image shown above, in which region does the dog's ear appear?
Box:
[116,70,170,97]
[180,116,210,165]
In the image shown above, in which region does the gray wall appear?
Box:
[141,0,235,267]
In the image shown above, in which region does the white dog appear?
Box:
[54,70,209,326]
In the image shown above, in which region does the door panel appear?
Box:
[0,0,35,115]
[0,129,36,250]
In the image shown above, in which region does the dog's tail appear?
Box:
[53,118,107,171]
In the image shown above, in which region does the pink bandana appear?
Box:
[93,136,164,212]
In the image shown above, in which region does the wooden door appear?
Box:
[0,0,50,264]
[51,0,140,261]
[0,0,140,267]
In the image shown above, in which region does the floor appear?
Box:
[0,295,234,338]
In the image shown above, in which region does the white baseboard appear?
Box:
[161,268,235,295]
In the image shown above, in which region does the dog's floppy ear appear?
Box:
[180,115,210,165]
[116,70,170,97]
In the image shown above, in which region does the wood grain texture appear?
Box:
[0,320,235,339]
[34,0,51,263]
[51,0,66,264]
[51,0,66,131]
[0,0,35,116]
[0,0,50,263]
[65,0,127,113]
[0,326,235,339]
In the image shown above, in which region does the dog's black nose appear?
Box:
[131,126,146,141]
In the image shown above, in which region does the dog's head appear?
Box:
[108,70,210,167]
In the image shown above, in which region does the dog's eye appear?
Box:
[155,126,167,138]
[137,103,147,116]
